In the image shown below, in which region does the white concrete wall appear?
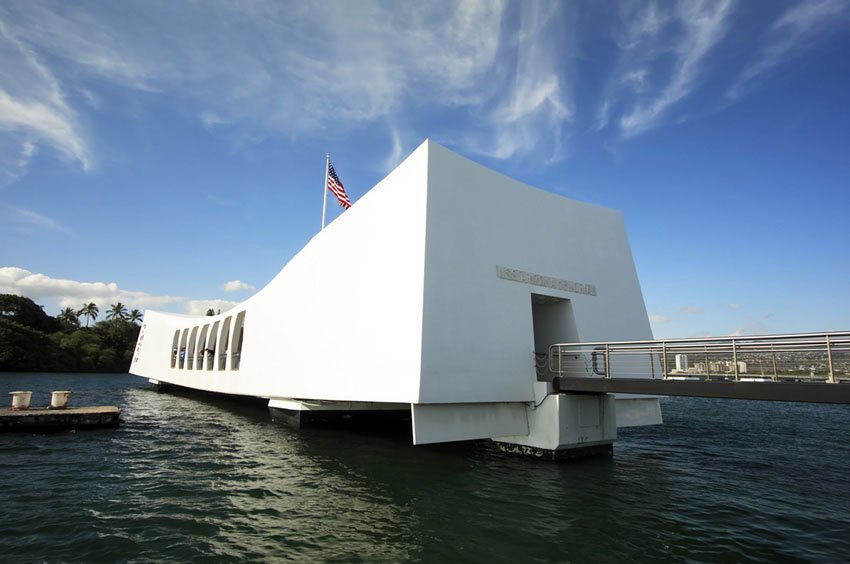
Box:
[132,142,430,403]
[418,142,653,404]
[132,140,653,413]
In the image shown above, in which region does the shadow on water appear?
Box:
[2,374,850,562]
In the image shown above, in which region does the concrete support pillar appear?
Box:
[493,393,617,460]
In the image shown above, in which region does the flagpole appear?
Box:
[321,153,329,230]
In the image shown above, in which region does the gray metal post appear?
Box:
[650,347,656,379]
[826,335,835,383]
[771,345,778,381]
[558,347,563,376]
[604,344,611,379]
[661,342,668,379]
[732,339,739,381]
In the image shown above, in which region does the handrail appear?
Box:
[548,331,850,383]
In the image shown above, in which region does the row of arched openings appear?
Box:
[170,311,246,371]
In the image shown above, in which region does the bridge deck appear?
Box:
[553,377,850,404]
[546,331,850,404]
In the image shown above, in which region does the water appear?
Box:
[2,373,849,562]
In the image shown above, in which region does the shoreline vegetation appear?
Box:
[0,294,140,373]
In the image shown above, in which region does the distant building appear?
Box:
[675,354,689,372]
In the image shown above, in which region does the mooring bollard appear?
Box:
[50,391,72,410]
[10,391,33,411]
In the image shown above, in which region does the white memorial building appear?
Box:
[130,140,662,459]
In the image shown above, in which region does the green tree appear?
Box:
[0,293,143,373]
[93,317,139,370]
[58,329,105,371]
[106,302,128,320]
[57,306,80,331]
[78,302,99,327]
[0,294,60,333]
[0,317,61,371]
[205,308,215,316]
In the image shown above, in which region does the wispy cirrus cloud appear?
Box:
[0,18,89,178]
[649,314,672,324]
[615,0,734,138]
[727,0,850,99]
[1,0,843,182]
[380,122,406,174]
[3,140,37,184]
[466,1,572,162]
[0,0,576,177]
[2,204,72,234]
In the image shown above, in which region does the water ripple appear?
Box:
[1,375,849,562]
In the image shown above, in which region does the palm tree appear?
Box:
[127,308,143,324]
[57,306,80,328]
[106,302,128,320]
[78,302,99,327]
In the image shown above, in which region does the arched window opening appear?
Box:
[196,324,209,370]
[231,311,246,370]
[178,328,189,369]
[206,321,220,371]
[218,316,232,371]
[187,326,199,370]
[170,330,180,368]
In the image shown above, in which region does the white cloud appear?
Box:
[0,1,578,172]
[728,303,741,310]
[622,69,651,92]
[381,123,406,174]
[617,1,670,50]
[17,140,36,167]
[649,314,672,324]
[468,1,572,161]
[221,280,256,292]
[185,299,238,316]
[729,320,772,337]
[0,266,182,312]
[2,205,71,234]
[200,111,227,129]
[619,0,734,137]
[0,19,90,175]
[727,0,850,99]
[0,2,507,149]
[0,266,250,317]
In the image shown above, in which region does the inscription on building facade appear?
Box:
[495,266,597,297]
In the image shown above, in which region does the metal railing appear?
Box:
[548,331,850,384]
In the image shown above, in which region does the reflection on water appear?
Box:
[1,373,849,562]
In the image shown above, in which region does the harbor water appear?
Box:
[1,373,849,562]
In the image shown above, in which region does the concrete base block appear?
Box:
[268,399,411,431]
[496,440,613,461]
[493,393,616,459]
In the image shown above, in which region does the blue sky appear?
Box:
[0,0,848,338]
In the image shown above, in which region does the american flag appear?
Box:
[327,159,351,209]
